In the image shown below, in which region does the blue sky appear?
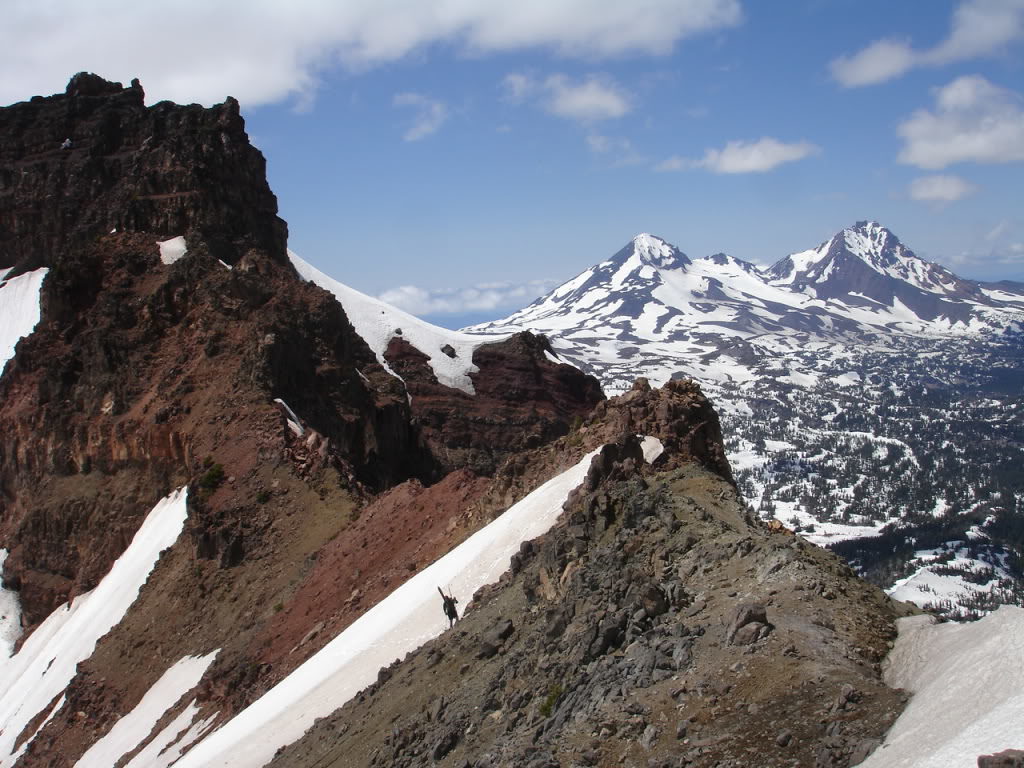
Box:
[4,0,1023,326]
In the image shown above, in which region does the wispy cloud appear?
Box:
[657,137,820,174]
[586,133,646,165]
[897,76,1024,169]
[393,92,448,141]
[542,74,631,121]
[505,72,632,122]
[831,0,1024,87]
[378,279,559,316]
[908,174,977,202]
[0,0,742,108]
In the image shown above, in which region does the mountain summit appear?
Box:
[766,221,986,321]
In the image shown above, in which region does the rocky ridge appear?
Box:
[270,434,908,768]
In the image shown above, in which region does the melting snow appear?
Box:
[0,488,190,766]
[0,551,21,659]
[859,606,1024,768]
[0,267,48,371]
[125,704,216,768]
[158,236,188,265]
[74,651,219,768]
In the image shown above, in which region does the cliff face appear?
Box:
[0,72,287,274]
[386,332,605,477]
[0,75,601,635]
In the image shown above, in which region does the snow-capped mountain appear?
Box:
[473,223,1024,620]
[474,222,1024,391]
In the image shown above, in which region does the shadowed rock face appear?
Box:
[386,331,605,477]
[0,72,288,273]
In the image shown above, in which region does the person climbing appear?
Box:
[438,586,458,628]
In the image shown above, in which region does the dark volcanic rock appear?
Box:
[269,458,907,768]
[980,751,1024,768]
[385,331,604,476]
[0,72,287,274]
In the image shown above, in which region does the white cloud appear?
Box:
[0,0,741,108]
[502,72,632,123]
[831,0,1024,87]
[378,279,559,316]
[586,133,645,165]
[897,76,1024,169]
[908,174,977,202]
[695,137,820,173]
[830,38,916,87]
[926,0,1024,63]
[542,75,631,121]
[393,92,448,141]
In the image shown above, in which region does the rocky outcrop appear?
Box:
[980,751,1024,768]
[269,441,907,768]
[385,331,604,477]
[0,72,287,274]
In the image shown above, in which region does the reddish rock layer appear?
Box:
[385,332,605,477]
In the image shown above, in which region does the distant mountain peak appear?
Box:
[627,233,690,270]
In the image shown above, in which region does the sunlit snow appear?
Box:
[289,250,505,394]
[0,551,21,659]
[0,488,190,766]
[0,267,48,371]
[859,606,1024,768]
[74,651,219,768]
[158,236,188,265]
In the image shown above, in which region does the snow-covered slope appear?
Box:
[860,606,1024,767]
[470,224,1024,620]
[0,267,48,372]
[0,488,189,766]
[289,250,506,394]
[472,223,1024,393]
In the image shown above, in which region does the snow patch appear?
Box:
[859,606,1024,768]
[0,267,48,371]
[289,250,506,395]
[0,488,190,766]
[74,651,219,768]
[157,236,188,265]
[0,551,21,659]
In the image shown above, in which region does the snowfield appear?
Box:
[0,488,189,767]
[860,606,1024,768]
